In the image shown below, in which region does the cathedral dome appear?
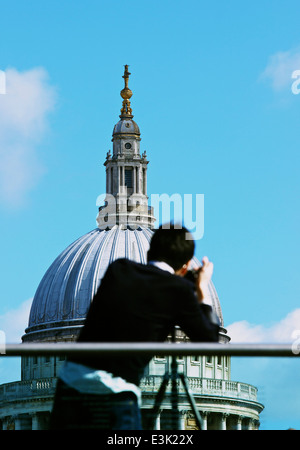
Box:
[23,226,152,342]
[23,225,224,343]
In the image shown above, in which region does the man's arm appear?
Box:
[173,285,220,342]
[175,257,220,342]
[196,256,214,303]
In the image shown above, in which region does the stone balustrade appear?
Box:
[140,376,258,401]
[0,375,258,404]
[0,378,57,401]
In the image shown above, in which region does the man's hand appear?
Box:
[196,256,214,303]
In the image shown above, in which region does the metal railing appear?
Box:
[0,342,298,430]
[1,342,299,357]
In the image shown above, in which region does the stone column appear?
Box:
[135,167,139,193]
[236,416,243,430]
[143,168,147,196]
[109,167,113,194]
[106,168,109,193]
[118,166,121,192]
[138,166,142,194]
[220,413,227,430]
[180,410,186,430]
[155,410,161,430]
[133,166,136,193]
[248,419,254,430]
[120,166,125,193]
[31,413,39,430]
[201,412,208,430]
[254,420,260,430]
[14,416,22,430]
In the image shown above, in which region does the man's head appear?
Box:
[147,224,195,272]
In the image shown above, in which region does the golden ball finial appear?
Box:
[120,87,132,100]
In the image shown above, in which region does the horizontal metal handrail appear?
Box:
[1,342,299,357]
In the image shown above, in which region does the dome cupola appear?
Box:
[97,65,155,230]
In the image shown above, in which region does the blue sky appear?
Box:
[0,0,299,430]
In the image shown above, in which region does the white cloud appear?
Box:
[0,298,32,344]
[260,47,300,91]
[227,308,300,343]
[0,67,56,207]
[228,309,300,429]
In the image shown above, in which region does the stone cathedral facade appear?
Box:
[0,67,263,430]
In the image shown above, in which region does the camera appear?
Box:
[184,268,201,284]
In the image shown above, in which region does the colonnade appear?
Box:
[152,409,259,430]
[106,164,147,196]
[0,411,50,430]
[1,409,260,430]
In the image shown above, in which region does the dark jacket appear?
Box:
[71,258,220,386]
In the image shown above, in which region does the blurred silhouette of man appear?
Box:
[50,224,220,430]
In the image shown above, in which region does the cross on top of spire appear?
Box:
[120,65,133,118]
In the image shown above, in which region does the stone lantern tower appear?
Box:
[97,65,155,230]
